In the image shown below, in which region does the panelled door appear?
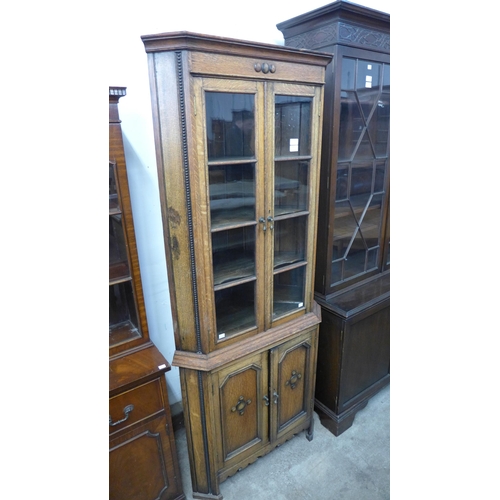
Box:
[270,329,316,441]
[213,351,269,470]
[212,328,317,471]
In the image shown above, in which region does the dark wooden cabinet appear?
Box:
[141,32,331,499]
[278,1,390,435]
[109,87,185,500]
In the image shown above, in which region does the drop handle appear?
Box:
[263,395,270,406]
[259,217,267,231]
[109,404,134,427]
[273,391,279,404]
[267,216,274,230]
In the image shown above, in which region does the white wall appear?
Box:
[107,0,396,406]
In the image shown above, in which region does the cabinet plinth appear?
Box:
[278,1,390,435]
[142,32,330,498]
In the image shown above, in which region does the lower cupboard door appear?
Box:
[109,416,181,500]
[272,330,315,440]
[215,351,269,468]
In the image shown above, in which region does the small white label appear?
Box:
[218,333,226,339]
[298,302,304,308]
[158,364,167,370]
[289,138,299,152]
[367,64,372,70]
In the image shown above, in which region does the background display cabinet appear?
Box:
[278,1,390,436]
[141,32,331,499]
[109,87,185,500]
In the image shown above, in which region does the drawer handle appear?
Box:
[109,404,134,426]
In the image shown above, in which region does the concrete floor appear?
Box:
[174,385,390,500]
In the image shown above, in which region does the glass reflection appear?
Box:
[275,96,312,157]
[206,92,255,160]
[209,163,255,228]
[109,214,129,280]
[274,160,309,215]
[273,266,305,319]
[109,281,140,346]
[212,226,255,286]
[274,216,306,269]
[109,161,119,211]
[215,281,256,337]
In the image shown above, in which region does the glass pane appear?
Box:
[383,63,390,91]
[206,92,255,160]
[371,92,390,158]
[336,165,349,200]
[357,60,382,92]
[341,58,356,90]
[338,91,363,161]
[109,214,130,281]
[374,163,386,193]
[367,247,378,270]
[275,95,312,157]
[274,216,307,269]
[274,160,309,216]
[109,281,140,346]
[350,165,373,216]
[361,194,383,248]
[109,161,119,211]
[209,163,255,228]
[344,232,366,279]
[212,226,255,286]
[331,260,342,285]
[215,281,256,337]
[333,200,356,260]
[273,266,305,319]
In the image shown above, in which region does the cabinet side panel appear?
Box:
[179,368,211,495]
[314,308,343,412]
[338,305,390,408]
[149,51,198,352]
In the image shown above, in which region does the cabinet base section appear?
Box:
[315,376,389,436]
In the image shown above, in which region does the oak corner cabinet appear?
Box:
[141,32,331,499]
[278,1,390,436]
[109,86,185,500]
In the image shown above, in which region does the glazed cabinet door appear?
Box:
[192,78,266,350]
[191,78,322,350]
[329,54,390,292]
[213,351,269,471]
[267,83,322,330]
[270,329,317,441]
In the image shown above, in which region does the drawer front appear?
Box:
[189,52,325,84]
[109,378,164,435]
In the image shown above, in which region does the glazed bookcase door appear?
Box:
[267,83,322,330]
[330,55,390,291]
[193,78,266,349]
[193,79,322,349]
